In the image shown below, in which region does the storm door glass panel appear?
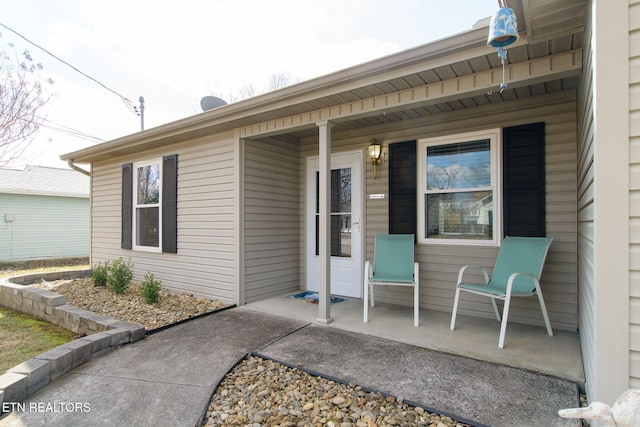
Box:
[135,163,160,248]
[315,168,352,257]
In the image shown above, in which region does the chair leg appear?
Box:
[370,283,375,307]
[413,285,419,327]
[490,297,501,321]
[413,292,419,326]
[363,284,369,322]
[450,287,461,330]
[413,263,419,327]
[498,292,513,349]
[534,282,554,337]
[363,263,369,323]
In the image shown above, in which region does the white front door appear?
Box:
[306,151,363,298]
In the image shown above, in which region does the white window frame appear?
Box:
[417,129,501,246]
[132,158,162,253]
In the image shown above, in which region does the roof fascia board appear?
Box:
[240,49,582,139]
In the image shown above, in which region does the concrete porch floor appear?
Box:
[242,293,585,388]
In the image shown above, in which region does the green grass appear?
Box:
[0,306,77,372]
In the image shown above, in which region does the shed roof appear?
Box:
[0,165,90,198]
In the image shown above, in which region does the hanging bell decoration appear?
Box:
[487,7,519,93]
[488,7,519,48]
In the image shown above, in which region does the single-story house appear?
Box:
[61,0,634,411]
[0,165,89,261]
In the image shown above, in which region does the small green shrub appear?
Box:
[107,257,133,294]
[91,261,109,287]
[140,272,161,304]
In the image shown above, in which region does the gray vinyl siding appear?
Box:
[244,138,300,302]
[0,193,89,261]
[298,92,578,330]
[630,0,640,389]
[577,4,596,398]
[90,134,237,303]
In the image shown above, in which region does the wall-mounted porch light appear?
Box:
[368,139,383,178]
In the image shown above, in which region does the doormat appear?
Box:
[288,291,346,304]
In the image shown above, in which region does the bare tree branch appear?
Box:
[0,38,54,167]
[267,71,291,91]
[204,72,296,109]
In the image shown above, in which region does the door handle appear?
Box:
[354,217,360,232]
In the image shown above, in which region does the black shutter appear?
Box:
[162,154,178,253]
[503,123,546,237]
[121,163,133,249]
[388,141,417,237]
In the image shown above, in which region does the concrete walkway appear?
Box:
[0,308,580,427]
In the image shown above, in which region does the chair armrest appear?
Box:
[365,260,373,279]
[457,265,490,285]
[506,272,538,294]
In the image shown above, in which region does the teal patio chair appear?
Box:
[449,236,554,348]
[363,234,419,326]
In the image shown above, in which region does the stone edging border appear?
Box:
[0,270,146,408]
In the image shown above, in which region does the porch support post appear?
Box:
[316,120,333,324]
[588,0,630,404]
[233,129,245,306]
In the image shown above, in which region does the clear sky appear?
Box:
[1,0,499,169]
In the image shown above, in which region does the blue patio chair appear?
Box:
[449,236,554,348]
[363,234,419,326]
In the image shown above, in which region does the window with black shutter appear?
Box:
[121,155,178,253]
[400,124,545,245]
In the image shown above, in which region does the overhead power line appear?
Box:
[40,118,105,143]
[0,21,138,114]
[0,101,106,143]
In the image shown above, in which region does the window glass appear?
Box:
[133,161,161,251]
[426,192,493,239]
[137,164,160,204]
[427,140,490,189]
[136,206,159,247]
[420,131,499,244]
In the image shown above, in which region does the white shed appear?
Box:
[0,165,90,261]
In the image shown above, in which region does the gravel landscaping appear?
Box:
[32,277,228,331]
[205,355,471,427]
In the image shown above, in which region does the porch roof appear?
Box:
[61,0,585,164]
